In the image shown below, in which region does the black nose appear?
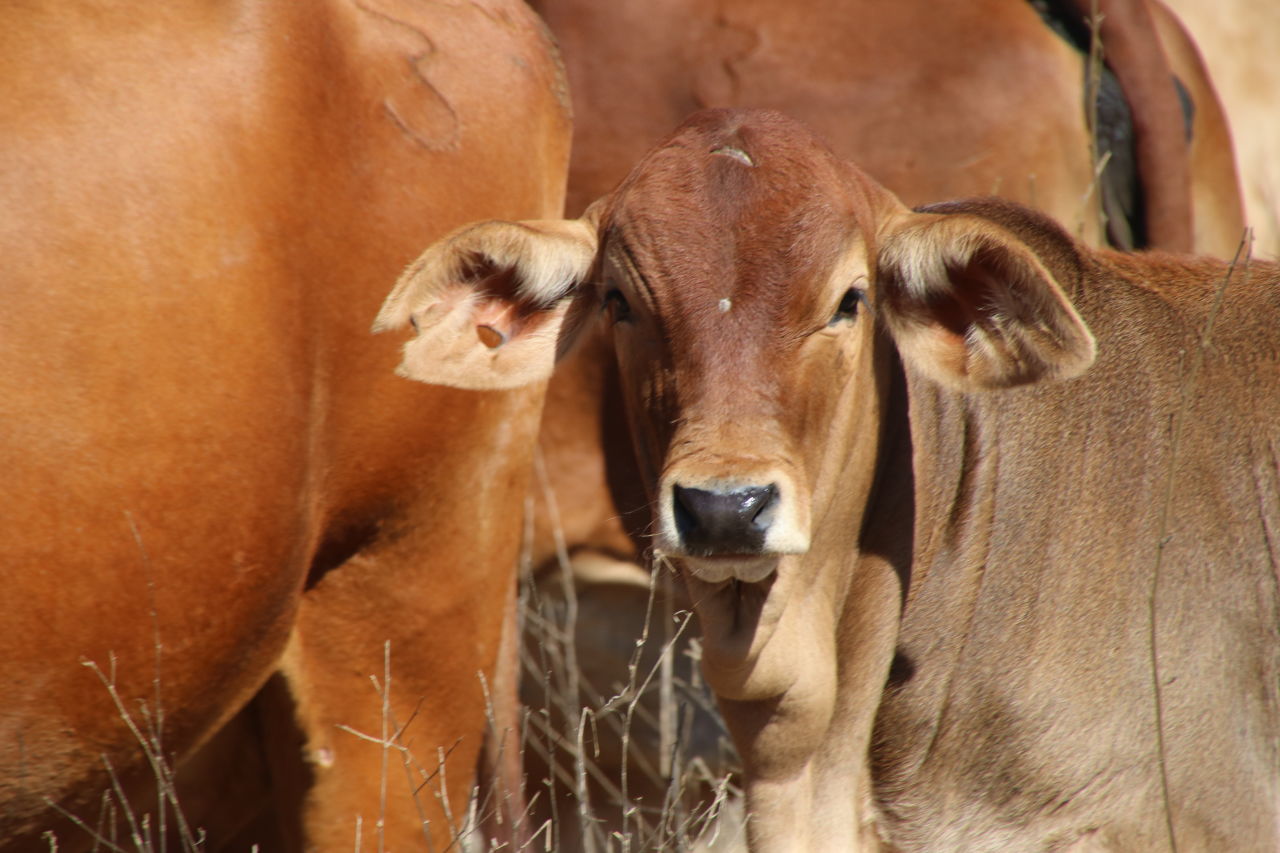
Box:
[673,484,778,556]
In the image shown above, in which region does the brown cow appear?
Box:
[379,109,1280,851]
[0,2,569,850]
[530,0,1243,254]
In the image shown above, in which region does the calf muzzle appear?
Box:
[673,483,778,555]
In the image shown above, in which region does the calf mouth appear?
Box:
[678,553,779,585]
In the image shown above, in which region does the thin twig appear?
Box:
[39,797,129,853]
[1149,231,1252,853]
[123,512,169,853]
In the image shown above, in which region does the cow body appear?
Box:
[381,109,1279,850]
[531,0,1244,254]
[0,2,569,849]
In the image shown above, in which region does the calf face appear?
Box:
[378,109,1094,592]
[596,112,884,585]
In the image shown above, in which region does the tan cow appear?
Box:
[380,109,1280,851]
[0,1,569,850]
[520,5,1249,837]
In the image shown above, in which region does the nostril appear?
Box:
[672,484,779,555]
[673,487,697,538]
[744,484,777,527]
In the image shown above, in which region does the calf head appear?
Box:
[376,108,1095,674]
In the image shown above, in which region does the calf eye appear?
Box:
[829,287,865,325]
[603,288,632,323]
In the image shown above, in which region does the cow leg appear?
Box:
[172,698,285,851]
[1147,0,1248,258]
[273,533,520,852]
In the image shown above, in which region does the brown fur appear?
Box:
[0,2,569,850]
[388,108,1279,851]
[520,7,1247,831]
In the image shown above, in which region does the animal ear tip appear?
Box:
[1066,333,1099,377]
[371,303,409,334]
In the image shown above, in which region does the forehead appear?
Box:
[602,112,863,307]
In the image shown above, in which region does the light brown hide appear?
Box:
[383,109,1279,851]
[0,2,569,850]
[874,216,1280,851]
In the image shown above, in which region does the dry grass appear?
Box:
[515,552,743,852]
[38,654,207,853]
[38,548,742,853]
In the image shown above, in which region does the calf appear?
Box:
[378,108,1279,851]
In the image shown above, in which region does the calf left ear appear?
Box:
[373,211,600,390]
[875,211,1096,390]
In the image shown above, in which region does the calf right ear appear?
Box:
[373,211,600,390]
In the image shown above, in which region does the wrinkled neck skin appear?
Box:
[661,328,909,852]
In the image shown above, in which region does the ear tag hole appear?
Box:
[477,325,508,348]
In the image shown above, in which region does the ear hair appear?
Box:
[370,207,602,391]
[877,212,1096,390]
[373,217,598,335]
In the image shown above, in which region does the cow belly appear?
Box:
[0,418,312,840]
[0,205,314,839]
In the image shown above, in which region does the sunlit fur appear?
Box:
[0,1,572,848]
